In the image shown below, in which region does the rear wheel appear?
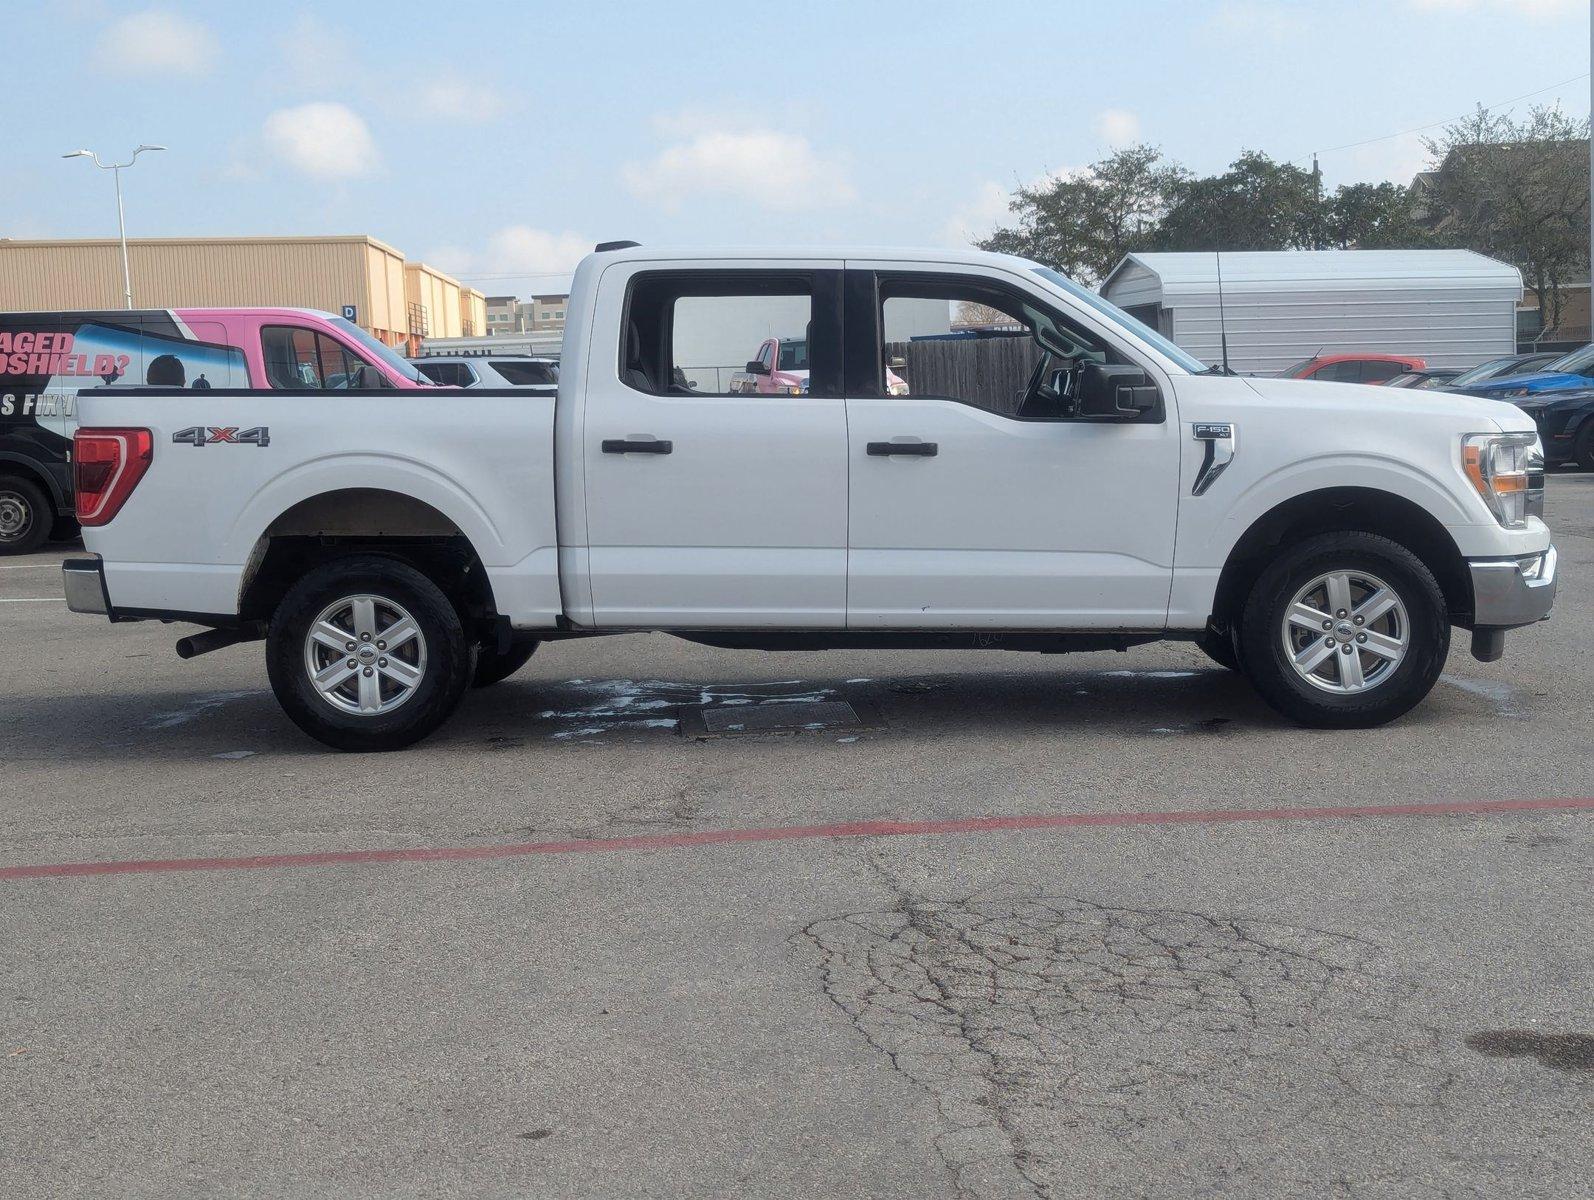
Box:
[266,556,472,751]
[0,475,52,556]
[1237,531,1449,728]
[473,639,539,688]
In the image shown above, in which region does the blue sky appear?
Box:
[3,0,1588,295]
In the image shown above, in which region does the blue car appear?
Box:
[1461,343,1594,399]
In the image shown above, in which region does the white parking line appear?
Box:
[0,598,60,603]
[0,563,59,569]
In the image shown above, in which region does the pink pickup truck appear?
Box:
[0,307,435,554]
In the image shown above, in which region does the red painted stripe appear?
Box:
[3,796,1591,883]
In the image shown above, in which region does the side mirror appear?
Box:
[1078,363,1159,420]
[745,359,770,376]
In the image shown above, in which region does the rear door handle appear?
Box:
[866,441,938,457]
[602,438,673,455]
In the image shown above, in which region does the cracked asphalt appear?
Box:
[2,471,1591,1198]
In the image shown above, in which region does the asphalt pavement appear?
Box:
[2,473,1591,1198]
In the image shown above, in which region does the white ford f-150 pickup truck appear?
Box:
[63,243,1557,750]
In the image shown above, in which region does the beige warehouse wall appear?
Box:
[404,263,470,340]
[461,288,486,337]
[0,235,416,339]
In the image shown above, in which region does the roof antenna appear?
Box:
[1214,249,1233,375]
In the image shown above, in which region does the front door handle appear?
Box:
[867,440,938,457]
[602,438,673,455]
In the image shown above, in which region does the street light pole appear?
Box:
[61,145,166,310]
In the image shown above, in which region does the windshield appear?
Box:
[1448,357,1518,388]
[1544,343,1594,377]
[1031,266,1207,374]
[778,339,808,371]
[332,317,428,384]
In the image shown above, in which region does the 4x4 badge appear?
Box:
[172,426,270,448]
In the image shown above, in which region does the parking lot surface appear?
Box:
[3,473,1591,1198]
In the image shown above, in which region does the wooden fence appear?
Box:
[886,336,1042,415]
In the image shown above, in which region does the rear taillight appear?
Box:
[74,428,153,526]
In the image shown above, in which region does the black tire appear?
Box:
[1197,628,1240,672]
[266,556,473,751]
[0,475,52,556]
[472,639,539,688]
[1237,531,1449,729]
[1574,422,1594,472]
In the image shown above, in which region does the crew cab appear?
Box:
[0,307,434,554]
[63,245,1557,750]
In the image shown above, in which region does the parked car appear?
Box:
[1278,353,1426,384]
[411,354,559,391]
[1384,369,1462,390]
[0,308,434,555]
[732,336,907,395]
[1447,352,1561,390]
[1459,343,1594,400]
[64,243,1555,750]
[1513,390,1594,469]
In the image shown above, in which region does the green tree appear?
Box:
[1153,152,1320,252]
[1324,182,1430,249]
[1421,104,1590,334]
[978,144,1186,284]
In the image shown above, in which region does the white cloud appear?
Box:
[263,103,379,179]
[939,181,1013,247]
[622,120,855,212]
[1094,108,1142,147]
[418,77,505,123]
[429,226,590,289]
[94,8,219,75]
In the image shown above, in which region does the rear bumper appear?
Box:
[62,556,111,615]
[1469,544,1557,629]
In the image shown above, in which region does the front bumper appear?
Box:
[62,556,110,615]
[1469,544,1557,629]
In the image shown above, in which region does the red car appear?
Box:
[1279,353,1427,385]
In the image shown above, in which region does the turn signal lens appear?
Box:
[1461,432,1538,529]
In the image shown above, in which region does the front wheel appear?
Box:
[266,556,473,751]
[1237,531,1449,728]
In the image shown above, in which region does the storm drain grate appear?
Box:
[680,699,880,738]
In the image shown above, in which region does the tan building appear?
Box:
[518,293,570,332]
[0,234,482,353]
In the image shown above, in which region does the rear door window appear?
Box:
[1359,360,1404,383]
[490,360,557,386]
[415,361,477,386]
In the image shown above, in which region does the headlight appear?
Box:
[1461,432,1540,528]
[1497,387,1530,398]
[887,382,910,396]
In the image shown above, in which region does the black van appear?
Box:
[0,310,249,554]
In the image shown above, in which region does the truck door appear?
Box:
[842,265,1180,629]
[578,262,848,626]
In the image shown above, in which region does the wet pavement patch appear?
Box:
[1466,1030,1594,1072]
[679,698,881,739]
